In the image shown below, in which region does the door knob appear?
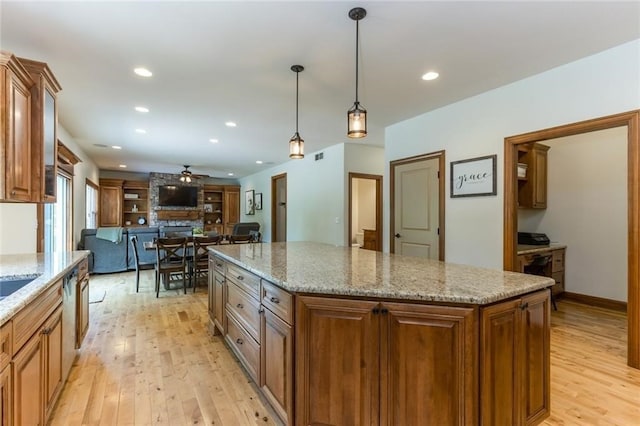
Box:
[279,202,286,206]
[395,233,401,238]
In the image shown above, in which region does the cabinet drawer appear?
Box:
[551,250,564,273]
[0,322,12,371]
[551,271,564,295]
[227,263,260,299]
[226,282,261,342]
[226,312,260,383]
[261,280,293,325]
[13,279,62,356]
[212,256,226,274]
[78,257,88,279]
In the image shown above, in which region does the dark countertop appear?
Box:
[517,244,567,255]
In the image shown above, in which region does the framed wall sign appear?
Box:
[254,193,263,210]
[245,189,255,215]
[450,154,497,197]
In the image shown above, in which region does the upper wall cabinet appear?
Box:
[19,57,62,203]
[0,51,61,203]
[517,143,550,209]
[0,51,34,202]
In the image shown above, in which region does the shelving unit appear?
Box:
[122,180,149,226]
[203,185,224,234]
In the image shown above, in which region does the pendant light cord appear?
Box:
[355,18,359,103]
[296,70,300,133]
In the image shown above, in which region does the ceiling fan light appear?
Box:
[289,132,304,159]
[347,102,367,138]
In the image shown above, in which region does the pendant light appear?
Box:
[347,7,367,138]
[289,64,305,159]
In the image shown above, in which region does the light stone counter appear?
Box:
[0,250,90,325]
[210,242,553,305]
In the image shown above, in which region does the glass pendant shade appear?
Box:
[289,132,304,159]
[179,175,191,183]
[347,102,367,138]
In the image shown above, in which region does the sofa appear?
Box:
[79,227,160,273]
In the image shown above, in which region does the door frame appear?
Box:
[503,110,639,368]
[348,173,383,251]
[271,173,287,242]
[389,150,446,260]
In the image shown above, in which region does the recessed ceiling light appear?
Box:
[256,160,263,164]
[134,67,152,77]
[227,172,234,176]
[421,71,439,81]
[209,138,219,143]
[135,106,149,113]
[111,145,122,150]
[225,121,237,127]
[119,164,127,168]
[135,128,147,134]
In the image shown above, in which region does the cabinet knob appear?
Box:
[236,303,243,309]
[11,191,16,195]
[236,338,244,345]
[394,233,401,238]
[237,275,244,281]
[258,308,265,314]
[270,297,280,304]
[519,302,529,311]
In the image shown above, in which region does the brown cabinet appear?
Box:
[77,263,90,348]
[208,256,226,335]
[518,143,549,209]
[43,306,63,420]
[295,296,478,426]
[99,179,123,227]
[19,57,62,204]
[0,51,34,202]
[12,327,42,426]
[362,229,378,251]
[517,246,566,296]
[223,186,240,235]
[480,290,550,426]
[0,364,11,426]
[260,281,294,425]
[203,185,224,234]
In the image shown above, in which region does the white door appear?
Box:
[393,157,440,259]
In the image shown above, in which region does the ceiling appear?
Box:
[2,1,639,179]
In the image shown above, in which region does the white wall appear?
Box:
[0,125,99,255]
[351,178,376,243]
[518,127,627,301]
[385,39,640,269]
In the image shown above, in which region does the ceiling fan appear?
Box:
[179,165,208,182]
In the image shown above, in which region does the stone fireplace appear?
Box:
[149,172,203,229]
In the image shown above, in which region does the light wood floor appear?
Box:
[49,271,640,425]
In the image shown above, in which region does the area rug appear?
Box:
[89,290,106,304]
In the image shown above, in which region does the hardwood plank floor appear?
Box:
[50,271,640,425]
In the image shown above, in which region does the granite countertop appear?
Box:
[517,243,567,255]
[0,250,90,325]
[210,242,554,305]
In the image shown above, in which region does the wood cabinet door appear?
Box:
[43,306,63,420]
[214,272,225,334]
[0,365,11,426]
[99,185,122,227]
[531,147,547,208]
[480,298,522,426]
[521,290,550,425]
[208,257,215,319]
[4,69,33,202]
[261,308,293,425]
[295,296,379,426]
[12,332,43,426]
[380,303,477,426]
[77,277,90,347]
[224,188,240,227]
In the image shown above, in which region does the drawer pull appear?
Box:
[216,263,222,268]
[258,308,264,314]
[236,338,244,345]
[41,327,51,335]
[519,302,529,311]
[237,275,244,281]
[270,296,280,304]
[236,303,244,309]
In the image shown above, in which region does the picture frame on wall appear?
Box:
[245,189,255,215]
[255,193,262,210]
[450,154,497,198]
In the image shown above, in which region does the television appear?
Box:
[158,185,198,207]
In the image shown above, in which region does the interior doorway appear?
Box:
[390,151,445,260]
[271,173,287,242]
[348,173,382,251]
[503,110,640,368]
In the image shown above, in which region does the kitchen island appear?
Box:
[209,242,554,426]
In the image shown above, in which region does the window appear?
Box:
[44,172,72,253]
[86,179,99,229]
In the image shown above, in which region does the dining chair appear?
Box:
[130,235,156,293]
[190,235,222,292]
[228,234,253,244]
[154,237,188,297]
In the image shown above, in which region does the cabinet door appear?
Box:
[296,296,379,426]
[12,332,43,426]
[43,306,63,420]
[224,188,240,228]
[77,277,90,347]
[208,257,215,322]
[4,69,33,202]
[0,365,11,426]
[380,303,477,426]
[99,185,122,226]
[480,298,522,426]
[214,272,226,335]
[261,308,293,425]
[531,147,547,208]
[521,290,550,425]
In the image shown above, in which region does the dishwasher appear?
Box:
[62,266,78,380]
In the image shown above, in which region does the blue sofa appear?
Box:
[79,227,161,273]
